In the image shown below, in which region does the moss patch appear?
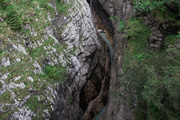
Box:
[165,34,178,46]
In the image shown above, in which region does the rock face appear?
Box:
[148,28,164,49]
[0,0,99,119]
[50,0,100,119]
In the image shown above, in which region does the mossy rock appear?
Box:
[6,11,22,31]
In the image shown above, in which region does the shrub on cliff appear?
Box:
[133,0,180,12]
[44,64,68,83]
[124,18,149,39]
[6,11,22,31]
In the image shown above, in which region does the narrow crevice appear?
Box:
[88,0,114,36]
[79,0,114,119]
[80,70,102,112]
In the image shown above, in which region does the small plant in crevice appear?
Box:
[0,50,3,57]
[118,20,124,32]
[6,11,22,31]
[177,32,180,39]
[109,16,118,20]
[109,16,115,20]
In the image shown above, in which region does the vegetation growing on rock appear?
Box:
[120,1,180,119]
[44,64,68,83]
[0,0,72,119]
[6,11,22,31]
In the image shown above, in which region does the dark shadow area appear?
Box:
[87,0,114,36]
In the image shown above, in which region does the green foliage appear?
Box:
[0,0,71,119]
[26,96,39,111]
[132,0,180,12]
[37,0,51,10]
[56,0,71,13]
[177,32,180,38]
[133,0,168,12]
[6,11,22,31]
[124,18,149,38]
[44,64,68,83]
[118,20,124,32]
[165,34,178,46]
[132,0,180,26]
[68,94,72,104]
[0,0,12,10]
[122,48,180,120]
[26,95,46,119]
[0,83,2,89]
[155,9,178,23]
[124,18,150,54]
[0,50,3,57]
[121,15,180,120]
[109,16,115,20]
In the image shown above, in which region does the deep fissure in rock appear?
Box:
[80,71,102,112]
[79,0,114,119]
[87,0,114,36]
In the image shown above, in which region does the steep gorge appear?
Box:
[79,0,114,119]
[81,0,135,120]
[1,0,180,119]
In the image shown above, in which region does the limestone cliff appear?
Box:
[0,0,99,119]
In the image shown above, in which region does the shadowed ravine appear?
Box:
[79,0,114,119]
